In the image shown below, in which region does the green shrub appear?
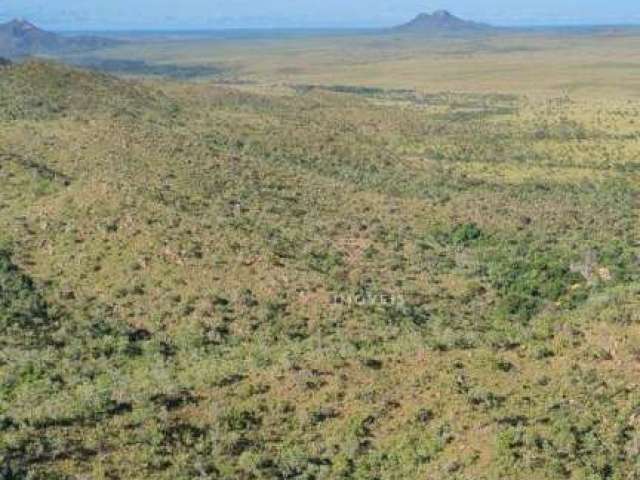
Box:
[0,248,53,336]
[484,244,584,323]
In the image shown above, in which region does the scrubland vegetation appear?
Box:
[1,32,640,479]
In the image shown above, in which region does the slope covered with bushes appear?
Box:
[1,61,640,479]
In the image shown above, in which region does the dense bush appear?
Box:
[0,248,53,338]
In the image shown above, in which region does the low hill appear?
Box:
[0,19,120,57]
[0,60,177,120]
[394,10,494,34]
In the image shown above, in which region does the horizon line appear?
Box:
[46,22,640,33]
[3,15,640,33]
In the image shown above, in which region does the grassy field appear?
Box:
[2,30,640,479]
[62,29,640,98]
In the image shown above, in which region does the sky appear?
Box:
[1,0,639,30]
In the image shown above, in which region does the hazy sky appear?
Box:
[1,0,639,30]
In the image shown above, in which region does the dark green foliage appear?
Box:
[449,223,483,246]
[0,248,53,338]
[483,243,584,322]
[306,248,344,274]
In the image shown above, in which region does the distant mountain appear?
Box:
[0,19,120,57]
[394,10,494,34]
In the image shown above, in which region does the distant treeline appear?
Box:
[294,84,414,97]
[70,58,223,79]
